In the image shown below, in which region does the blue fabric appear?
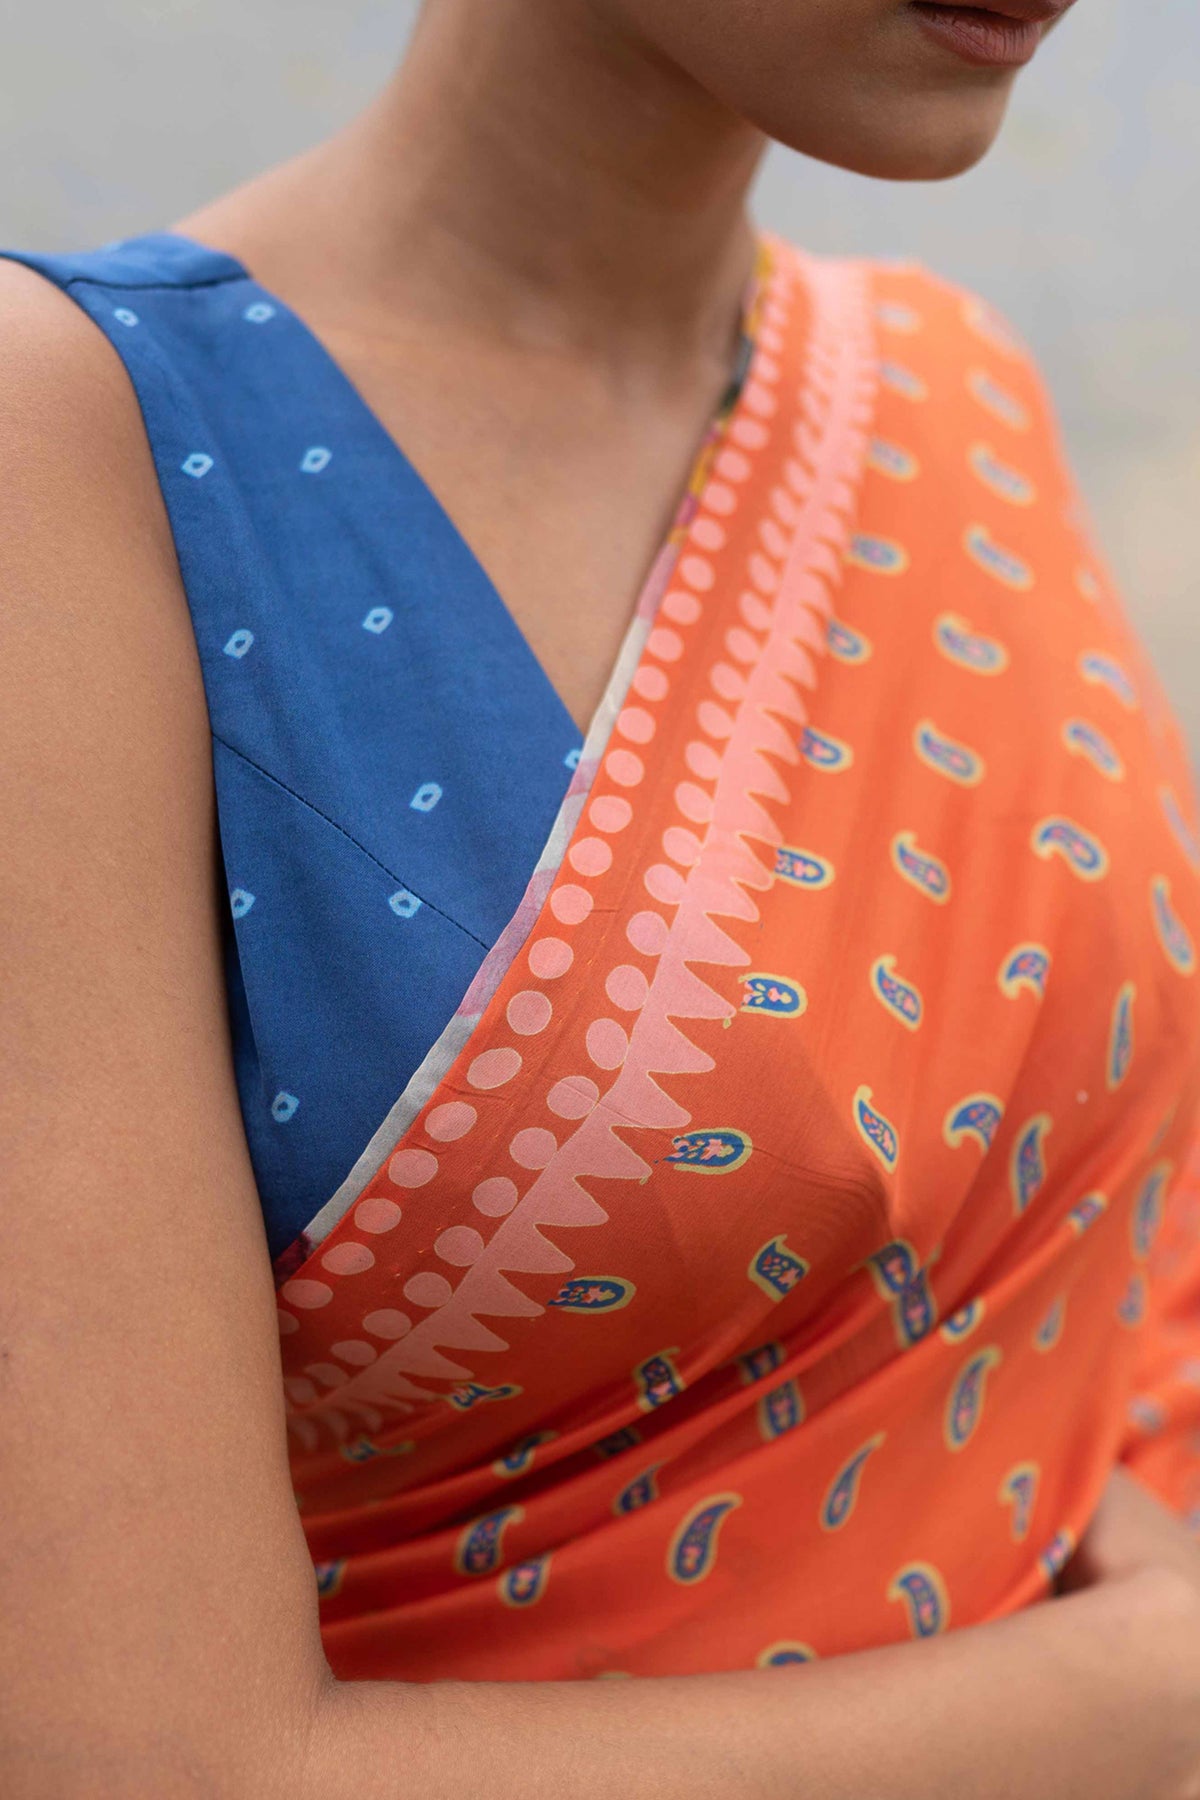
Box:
[3,232,583,1258]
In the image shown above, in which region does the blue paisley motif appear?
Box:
[967,367,1030,431]
[1063,718,1124,781]
[592,1426,641,1460]
[314,1560,346,1599]
[913,720,985,786]
[634,1349,685,1411]
[666,1493,742,1585]
[1132,1161,1172,1261]
[968,441,1035,505]
[549,1276,636,1313]
[888,1563,949,1638]
[741,973,808,1017]
[877,300,922,333]
[867,437,919,481]
[821,1434,886,1531]
[891,830,951,903]
[1150,875,1197,975]
[1068,1191,1108,1236]
[826,617,873,663]
[870,955,923,1030]
[612,1465,662,1515]
[1039,1529,1076,1583]
[854,1085,901,1171]
[940,1299,986,1343]
[846,532,909,575]
[1031,817,1109,881]
[499,1555,551,1608]
[1160,786,1200,871]
[999,1463,1040,1542]
[1078,651,1137,709]
[455,1505,524,1577]
[1117,1272,1148,1329]
[866,1241,938,1349]
[737,1341,786,1384]
[933,612,1009,675]
[964,524,1033,591]
[944,1346,1002,1450]
[1107,982,1136,1091]
[1009,1113,1052,1215]
[447,1381,522,1411]
[879,360,928,401]
[1033,1295,1067,1351]
[493,1431,555,1479]
[943,1094,1005,1154]
[748,1235,811,1303]
[775,845,835,889]
[667,1128,752,1173]
[800,726,854,771]
[998,944,1051,999]
[339,1434,414,1464]
[758,1378,805,1441]
[757,1642,818,1667]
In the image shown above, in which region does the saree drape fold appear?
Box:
[272,240,1200,1681]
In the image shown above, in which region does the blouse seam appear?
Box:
[211,732,491,952]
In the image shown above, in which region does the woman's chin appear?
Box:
[760,86,1016,183]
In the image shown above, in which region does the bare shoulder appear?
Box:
[0,258,327,1793]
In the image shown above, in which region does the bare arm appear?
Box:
[3,259,1199,1800]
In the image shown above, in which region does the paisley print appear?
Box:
[499,1555,551,1607]
[866,1241,938,1349]
[867,436,919,480]
[757,1642,818,1667]
[826,617,873,664]
[1107,982,1136,1092]
[1078,650,1137,710]
[1118,1271,1149,1329]
[339,1434,414,1464]
[821,1434,886,1531]
[634,1350,685,1412]
[666,1494,742,1585]
[314,1560,346,1599]
[1063,718,1125,781]
[1031,816,1110,881]
[854,1085,900,1172]
[877,300,922,334]
[455,1506,524,1578]
[775,846,835,890]
[1150,875,1197,975]
[940,1300,986,1343]
[1068,1191,1108,1236]
[933,612,1009,675]
[748,1235,811,1303]
[964,523,1033,592]
[666,1128,753,1173]
[879,358,928,401]
[943,1094,1005,1155]
[999,1463,1040,1543]
[613,1465,662,1515]
[1132,1161,1172,1261]
[1009,1113,1053,1215]
[741,973,808,1018]
[870,955,923,1031]
[968,441,1035,505]
[944,1346,1002,1451]
[846,532,909,575]
[1160,786,1200,871]
[888,1563,949,1638]
[758,1378,805,1441]
[998,944,1051,999]
[967,366,1030,431]
[1033,1295,1067,1352]
[913,720,985,786]
[891,830,952,904]
[447,1381,523,1411]
[493,1431,556,1479]
[549,1276,636,1313]
[1039,1529,1076,1583]
[737,1341,786,1384]
[800,726,854,772]
[962,296,1025,358]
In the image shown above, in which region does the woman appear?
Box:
[4,0,1200,1793]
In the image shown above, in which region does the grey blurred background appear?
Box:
[4,0,1197,753]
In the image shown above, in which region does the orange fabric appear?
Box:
[273,240,1200,1681]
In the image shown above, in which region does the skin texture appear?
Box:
[4,2,1200,1796]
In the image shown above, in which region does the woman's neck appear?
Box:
[182,0,767,374]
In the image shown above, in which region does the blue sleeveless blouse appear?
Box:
[4,232,583,1258]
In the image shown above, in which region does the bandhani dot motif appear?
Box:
[587,1018,629,1070]
[627,910,669,955]
[404,1271,453,1309]
[702,481,737,516]
[388,1147,439,1188]
[698,700,734,738]
[568,837,614,877]
[332,1340,377,1366]
[511,1127,559,1169]
[731,417,770,450]
[321,1241,376,1277]
[435,1226,485,1267]
[662,590,702,625]
[663,826,704,866]
[692,517,726,551]
[616,708,655,745]
[716,447,751,482]
[468,1046,524,1088]
[633,665,669,701]
[282,1279,333,1310]
[548,1075,600,1119]
[675,782,714,824]
[355,1196,402,1234]
[589,795,632,833]
[605,750,645,788]
[528,936,574,978]
[362,1309,412,1340]
[648,627,684,662]
[680,557,715,593]
[507,989,554,1035]
[685,741,722,782]
[425,1101,478,1142]
[277,1310,299,1335]
[606,964,650,1011]
[645,863,687,905]
[473,1176,520,1216]
[550,885,594,924]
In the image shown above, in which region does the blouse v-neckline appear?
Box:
[156,227,770,752]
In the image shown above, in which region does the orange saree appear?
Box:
[270,237,1200,1681]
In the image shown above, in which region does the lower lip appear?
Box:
[909,4,1044,67]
